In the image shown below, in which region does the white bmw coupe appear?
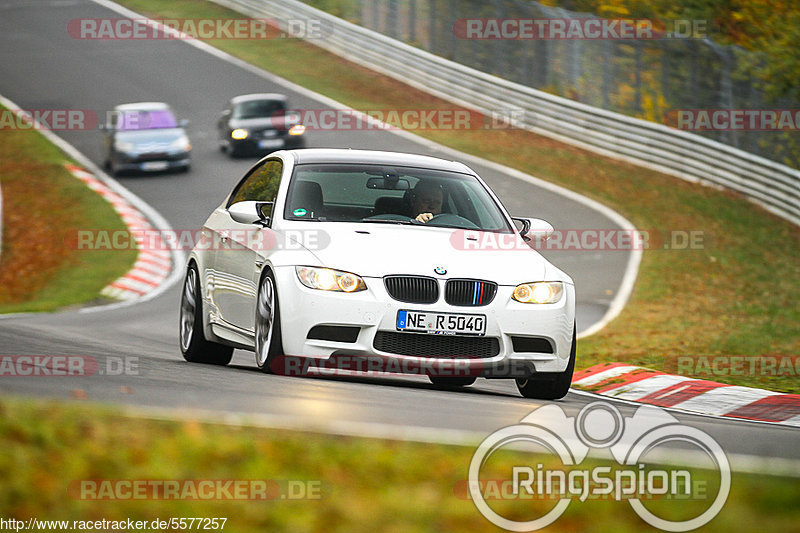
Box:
[180,149,576,399]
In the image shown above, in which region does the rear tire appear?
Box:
[179,265,233,365]
[516,325,576,400]
[255,271,283,373]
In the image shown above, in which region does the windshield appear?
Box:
[233,100,286,119]
[116,109,178,130]
[283,163,513,231]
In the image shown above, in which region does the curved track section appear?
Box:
[0,0,797,466]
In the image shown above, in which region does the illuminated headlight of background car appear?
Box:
[512,281,564,304]
[296,266,367,293]
[169,135,191,152]
[231,128,249,140]
[288,124,306,136]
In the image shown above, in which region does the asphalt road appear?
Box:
[0,0,797,468]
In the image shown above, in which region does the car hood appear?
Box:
[285,223,571,285]
[115,128,186,146]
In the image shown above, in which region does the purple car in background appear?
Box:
[101,102,191,176]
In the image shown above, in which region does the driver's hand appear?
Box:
[415,212,433,223]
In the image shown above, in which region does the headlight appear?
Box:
[296,266,367,293]
[512,282,564,304]
[170,136,191,151]
[231,128,248,140]
[288,124,306,136]
[114,140,135,152]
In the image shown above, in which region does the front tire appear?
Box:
[516,325,576,400]
[255,271,283,373]
[228,144,243,159]
[179,265,233,365]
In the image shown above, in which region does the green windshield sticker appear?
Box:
[293,208,308,217]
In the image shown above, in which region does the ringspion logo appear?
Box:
[468,402,730,531]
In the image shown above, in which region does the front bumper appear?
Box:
[273,266,575,378]
[113,151,190,172]
[230,134,305,154]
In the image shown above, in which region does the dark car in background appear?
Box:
[217,93,306,157]
[101,102,191,176]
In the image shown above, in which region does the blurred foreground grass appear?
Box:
[1,397,799,532]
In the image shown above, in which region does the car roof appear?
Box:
[284,149,475,174]
[114,102,172,112]
[230,93,288,105]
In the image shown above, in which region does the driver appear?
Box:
[409,181,444,223]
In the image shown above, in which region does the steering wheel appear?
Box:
[425,213,480,229]
[362,213,414,222]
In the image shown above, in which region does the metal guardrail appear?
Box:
[211,0,800,226]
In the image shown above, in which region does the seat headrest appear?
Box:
[291,181,324,218]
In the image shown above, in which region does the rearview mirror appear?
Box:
[366,176,410,190]
[512,217,554,241]
[229,201,273,226]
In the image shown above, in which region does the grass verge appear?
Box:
[1,396,799,532]
[116,0,799,392]
[0,105,137,313]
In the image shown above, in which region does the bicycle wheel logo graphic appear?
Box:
[468,401,730,532]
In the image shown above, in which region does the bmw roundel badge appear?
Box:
[434,266,447,275]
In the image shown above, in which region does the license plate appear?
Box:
[141,161,168,171]
[396,310,486,336]
[258,139,284,149]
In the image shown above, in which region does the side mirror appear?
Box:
[179,118,190,128]
[229,201,273,226]
[512,217,554,241]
